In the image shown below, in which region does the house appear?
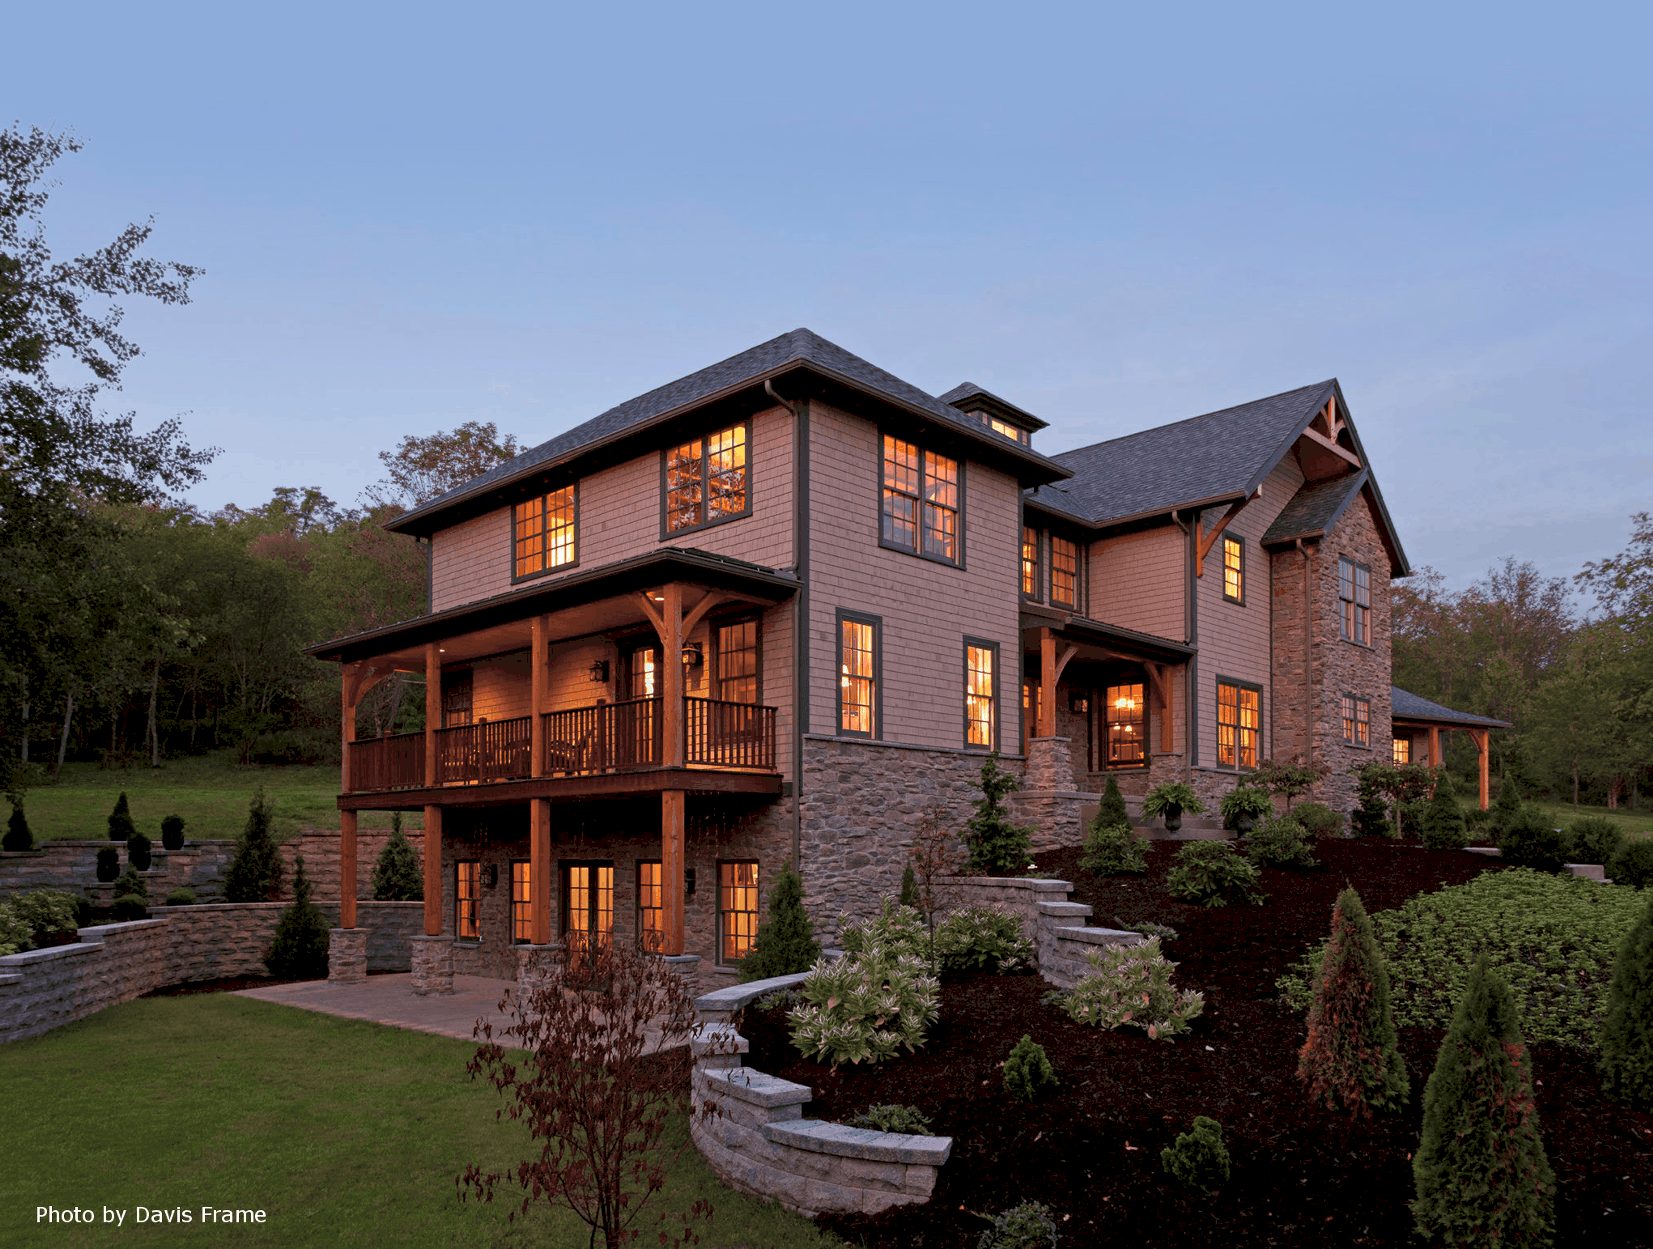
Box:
[306,328,1486,990]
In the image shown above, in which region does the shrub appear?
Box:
[1219,784,1273,831]
[12,889,80,941]
[107,792,136,842]
[1002,1034,1058,1102]
[898,863,917,909]
[1160,1116,1230,1194]
[1292,801,1343,839]
[160,814,186,852]
[1350,788,1389,839]
[1166,841,1264,907]
[1095,772,1130,830]
[113,866,149,904]
[1297,887,1409,1116]
[976,1201,1059,1249]
[126,830,152,871]
[1141,781,1206,823]
[1489,775,1524,844]
[0,901,29,956]
[112,895,147,921]
[1078,821,1147,877]
[1568,816,1624,867]
[165,887,197,906]
[1255,758,1324,809]
[1418,773,1469,851]
[264,855,330,979]
[1500,807,1569,872]
[1610,839,1653,889]
[1412,956,1555,1246]
[788,945,939,1066]
[738,865,821,983]
[934,903,1035,974]
[3,805,33,851]
[95,847,119,882]
[849,1104,933,1135]
[1245,817,1318,869]
[1063,938,1204,1039]
[839,896,930,964]
[963,753,1035,875]
[372,817,423,902]
[1599,891,1653,1110]
[224,790,283,903]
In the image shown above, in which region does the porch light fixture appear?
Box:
[681,643,703,669]
[1069,692,1089,714]
[588,659,610,683]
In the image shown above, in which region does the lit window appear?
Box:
[965,642,996,748]
[1106,683,1146,765]
[665,423,747,531]
[1021,526,1040,599]
[1339,557,1371,645]
[1343,695,1371,746]
[1393,738,1411,764]
[1051,537,1078,609]
[511,860,532,943]
[882,436,959,564]
[716,620,758,704]
[456,861,480,940]
[513,486,577,578]
[1217,680,1260,770]
[637,860,663,951]
[719,861,758,962]
[839,616,877,737]
[979,412,1029,444]
[562,862,614,960]
[1222,535,1243,603]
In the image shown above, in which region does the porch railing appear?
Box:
[348,731,424,792]
[543,697,661,775]
[435,716,532,785]
[686,697,775,770]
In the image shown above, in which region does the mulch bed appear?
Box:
[736,840,1653,1247]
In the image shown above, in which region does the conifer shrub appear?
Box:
[1350,788,1389,839]
[1417,772,1470,850]
[3,805,33,851]
[1062,938,1204,1039]
[160,814,186,852]
[1297,887,1409,1116]
[1095,771,1130,830]
[737,865,821,982]
[976,1201,1059,1249]
[1567,816,1623,866]
[1245,816,1318,869]
[1166,841,1265,907]
[224,790,283,902]
[107,792,136,842]
[1412,956,1555,1246]
[1291,801,1343,839]
[1002,1034,1058,1102]
[112,867,149,920]
[934,903,1035,974]
[95,847,119,882]
[963,753,1036,875]
[1599,891,1653,1110]
[126,830,152,871]
[1609,839,1653,889]
[165,887,196,906]
[1500,807,1569,872]
[264,855,331,979]
[1489,776,1524,845]
[371,817,423,901]
[849,1104,934,1135]
[1160,1116,1230,1194]
[898,863,918,909]
[1078,822,1147,877]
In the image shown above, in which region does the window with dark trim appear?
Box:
[1216,679,1261,770]
[964,638,998,750]
[978,412,1030,445]
[718,861,758,963]
[561,861,614,956]
[510,860,532,943]
[662,421,749,534]
[636,859,663,951]
[441,669,473,728]
[1222,534,1244,604]
[1339,557,1371,645]
[837,611,880,738]
[1050,536,1079,609]
[1392,737,1411,764]
[456,860,480,940]
[714,619,759,704]
[1342,694,1371,747]
[1105,682,1146,766]
[1021,526,1041,599]
[881,435,961,566]
[513,485,577,580]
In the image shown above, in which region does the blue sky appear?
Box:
[9,1,1650,596]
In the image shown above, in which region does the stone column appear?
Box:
[410,933,455,995]
[1025,736,1076,792]
[327,927,367,982]
[658,952,701,989]
[514,941,562,993]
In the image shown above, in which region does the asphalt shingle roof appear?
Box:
[936,382,1049,430]
[1261,470,1368,546]
[1391,686,1512,729]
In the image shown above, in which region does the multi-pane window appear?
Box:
[1392,737,1411,764]
[456,861,480,939]
[1339,557,1371,645]
[881,435,960,564]
[979,413,1029,444]
[1050,536,1078,609]
[1216,680,1260,770]
[628,646,658,700]
[511,860,532,943]
[718,861,759,962]
[1021,526,1040,599]
[513,486,576,578]
[562,862,614,958]
[965,642,996,749]
[839,615,877,737]
[441,669,473,728]
[1106,683,1146,765]
[636,860,664,951]
[716,620,758,704]
[665,423,748,532]
[1342,695,1371,747]
[1222,535,1243,603]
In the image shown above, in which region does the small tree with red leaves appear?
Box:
[1298,886,1410,1116]
[459,938,711,1248]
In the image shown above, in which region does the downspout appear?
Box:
[767,379,806,873]
[1172,509,1196,782]
[1295,539,1313,768]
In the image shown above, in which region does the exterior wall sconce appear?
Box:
[588,659,610,683]
[1069,693,1089,714]
[681,644,703,669]
[481,864,498,889]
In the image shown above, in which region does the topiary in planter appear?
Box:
[107,792,136,843]
[225,789,283,903]
[1142,782,1207,833]
[1166,841,1264,907]
[126,831,152,872]
[737,865,821,982]
[1500,808,1569,872]
[264,855,331,979]
[160,814,186,852]
[95,846,120,882]
[3,805,33,851]
[1610,839,1653,889]
[1599,890,1653,1111]
[1419,772,1469,851]
[372,817,423,902]
[1568,817,1624,867]
[1161,1116,1230,1194]
[1002,1034,1059,1102]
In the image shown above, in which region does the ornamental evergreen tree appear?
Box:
[963,753,1035,876]
[160,814,186,851]
[3,805,32,851]
[737,865,820,983]
[372,817,423,902]
[1599,890,1653,1111]
[224,790,284,903]
[1490,775,1524,845]
[1420,771,1470,851]
[897,863,918,909]
[1412,955,1555,1247]
[126,830,152,871]
[264,855,330,978]
[107,792,136,842]
[1095,772,1130,831]
[1297,887,1409,1115]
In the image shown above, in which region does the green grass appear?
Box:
[3,752,415,842]
[0,994,839,1248]
[1530,798,1653,841]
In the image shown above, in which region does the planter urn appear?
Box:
[1164,808,1183,833]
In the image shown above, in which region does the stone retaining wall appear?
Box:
[937,876,1145,989]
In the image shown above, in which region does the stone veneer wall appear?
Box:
[0,902,422,1044]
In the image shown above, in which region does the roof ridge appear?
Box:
[1052,379,1335,464]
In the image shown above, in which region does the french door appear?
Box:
[561,861,613,962]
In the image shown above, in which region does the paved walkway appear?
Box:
[234,973,520,1043]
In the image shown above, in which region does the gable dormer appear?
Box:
[1292,393,1363,482]
[938,382,1047,450]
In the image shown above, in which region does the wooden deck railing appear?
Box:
[347,731,424,792]
[686,698,775,770]
[435,716,533,785]
[543,697,661,775]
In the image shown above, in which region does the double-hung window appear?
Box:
[715,620,759,704]
[881,435,960,565]
[664,422,749,533]
[1050,536,1079,609]
[513,486,577,579]
[718,861,758,963]
[1222,535,1244,603]
[1021,526,1041,599]
[456,860,480,940]
[838,611,879,738]
[1105,683,1146,765]
[636,860,664,951]
[1342,694,1371,747]
[1216,679,1260,770]
[964,639,997,750]
[510,860,532,943]
[1339,557,1371,645]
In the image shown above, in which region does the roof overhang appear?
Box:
[1020,606,1195,665]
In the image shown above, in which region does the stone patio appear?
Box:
[234,973,520,1042]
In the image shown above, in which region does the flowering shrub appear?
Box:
[1063,938,1204,1040]
[789,946,940,1066]
[935,904,1035,974]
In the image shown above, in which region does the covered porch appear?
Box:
[1390,685,1512,811]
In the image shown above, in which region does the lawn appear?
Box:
[1530,797,1653,841]
[0,993,838,1249]
[2,752,415,842]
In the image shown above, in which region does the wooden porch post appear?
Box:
[530,615,546,777]
[661,789,686,956]
[1427,726,1441,770]
[423,804,443,936]
[1471,729,1490,810]
[339,810,357,929]
[425,643,440,786]
[1038,628,1056,738]
[341,674,356,794]
[530,797,551,945]
[662,584,685,766]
